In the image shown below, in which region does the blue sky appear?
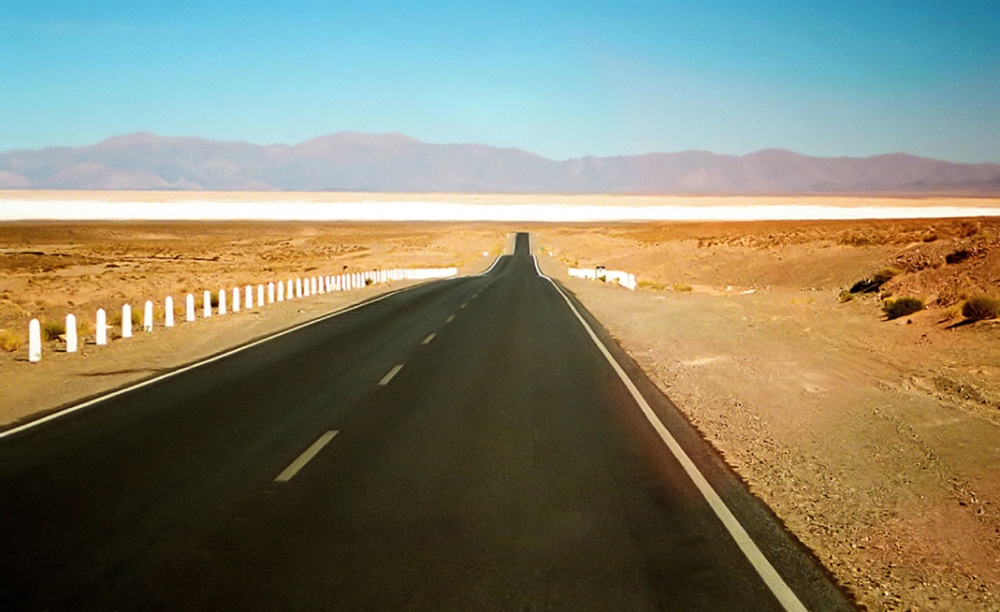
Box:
[2,1,999,161]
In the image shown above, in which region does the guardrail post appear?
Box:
[122,304,133,338]
[66,314,77,353]
[29,319,41,362]
[96,308,107,345]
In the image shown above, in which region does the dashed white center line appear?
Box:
[379,364,404,386]
[446,315,455,322]
[275,430,338,483]
[421,333,436,345]
[460,303,467,309]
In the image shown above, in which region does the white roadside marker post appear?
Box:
[28,319,41,362]
[278,281,284,302]
[96,308,107,346]
[296,278,302,298]
[219,289,226,315]
[66,314,77,353]
[246,285,253,309]
[311,277,317,295]
[143,301,153,332]
[232,287,241,313]
[165,296,174,328]
[257,284,264,307]
[286,279,293,300]
[122,304,133,338]
[204,291,212,318]
[268,282,275,303]
[186,294,195,322]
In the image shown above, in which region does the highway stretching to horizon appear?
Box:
[0,234,854,610]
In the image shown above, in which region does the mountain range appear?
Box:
[2,132,999,195]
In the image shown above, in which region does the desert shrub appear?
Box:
[41,319,66,341]
[850,268,899,294]
[365,278,374,286]
[638,280,665,291]
[962,295,1000,321]
[884,297,924,320]
[838,290,855,303]
[0,330,23,352]
[673,283,693,292]
[210,293,220,307]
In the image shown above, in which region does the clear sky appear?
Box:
[2,1,999,162]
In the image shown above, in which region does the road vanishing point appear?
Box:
[0,234,854,611]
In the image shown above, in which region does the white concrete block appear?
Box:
[28,318,41,362]
[186,294,195,322]
[219,289,227,315]
[268,282,275,303]
[66,314,77,353]
[143,300,153,332]
[277,281,284,302]
[258,284,264,307]
[246,285,253,309]
[96,308,107,346]
[286,279,293,300]
[204,291,212,318]
[122,304,133,338]
[311,277,317,295]
[165,296,174,327]
[232,287,240,313]
[296,278,302,298]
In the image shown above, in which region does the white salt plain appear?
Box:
[2,199,1000,222]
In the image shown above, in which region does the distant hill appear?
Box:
[2,132,999,195]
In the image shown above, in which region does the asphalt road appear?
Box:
[0,233,854,611]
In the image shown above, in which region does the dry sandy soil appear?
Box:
[0,222,507,426]
[536,217,1000,611]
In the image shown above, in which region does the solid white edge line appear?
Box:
[532,254,809,612]
[0,279,451,441]
[378,364,404,386]
[421,333,436,345]
[274,430,338,482]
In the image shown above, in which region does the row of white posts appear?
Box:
[27,267,458,363]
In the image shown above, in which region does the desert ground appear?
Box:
[536,217,1000,611]
[2,209,1000,610]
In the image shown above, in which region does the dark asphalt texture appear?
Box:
[0,233,855,611]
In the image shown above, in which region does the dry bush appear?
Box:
[884,297,924,320]
[41,320,66,341]
[638,280,665,291]
[962,296,1000,321]
[0,329,23,352]
[673,283,693,292]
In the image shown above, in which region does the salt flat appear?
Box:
[2,191,999,221]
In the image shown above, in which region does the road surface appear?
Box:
[0,233,853,611]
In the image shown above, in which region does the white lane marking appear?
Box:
[460,303,467,309]
[379,364,404,386]
[275,430,338,483]
[446,315,455,322]
[0,279,456,440]
[421,333,436,345]
[533,254,808,612]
